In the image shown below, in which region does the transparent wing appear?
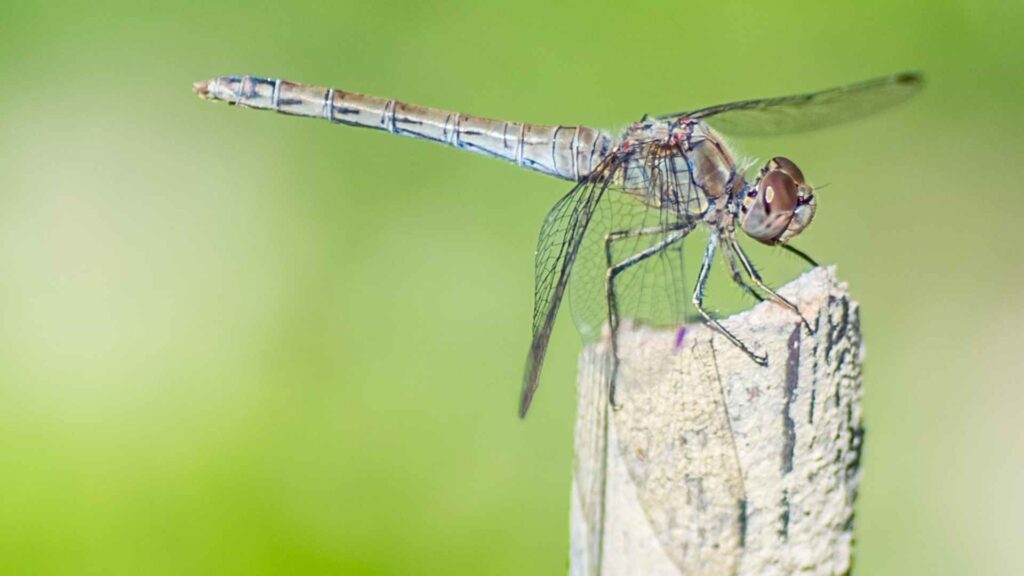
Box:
[521,142,712,417]
[519,162,615,418]
[662,71,923,136]
[569,144,702,347]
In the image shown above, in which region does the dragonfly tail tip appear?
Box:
[193,79,212,99]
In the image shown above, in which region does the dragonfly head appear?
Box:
[739,157,816,245]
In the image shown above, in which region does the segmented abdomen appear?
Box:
[197,75,613,181]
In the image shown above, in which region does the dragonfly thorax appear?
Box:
[684,122,746,202]
[612,120,744,219]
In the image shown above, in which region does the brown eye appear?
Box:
[740,170,799,244]
[759,171,798,214]
[768,156,805,185]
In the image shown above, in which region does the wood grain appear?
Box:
[570,266,864,576]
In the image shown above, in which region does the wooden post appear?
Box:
[570,267,864,576]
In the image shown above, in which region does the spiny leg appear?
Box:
[605,221,695,407]
[693,234,768,365]
[781,243,819,267]
[729,236,815,334]
[722,241,765,303]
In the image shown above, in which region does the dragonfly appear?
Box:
[194,71,922,417]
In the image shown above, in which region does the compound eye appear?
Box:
[767,156,805,185]
[759,171,799,214]
[740,171,799,244]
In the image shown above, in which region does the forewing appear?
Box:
[663,71,922,136]
[522,143,709,417]
[569,146,701,346]
[519,170,611,418]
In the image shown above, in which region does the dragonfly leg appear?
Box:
[722,242,765,303]
[729,237,816,334]
[781,243,819,267]
[693,234,768,366]
[605,220,695,408]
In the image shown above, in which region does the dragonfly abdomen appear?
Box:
[195,75,612,181]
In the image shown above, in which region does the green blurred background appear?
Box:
[1,0,1021,574]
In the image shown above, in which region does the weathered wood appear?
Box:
[570,266,863,576]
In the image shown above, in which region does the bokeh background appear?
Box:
[1,0,1022,574]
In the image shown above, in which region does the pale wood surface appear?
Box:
[570,266,864,576]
